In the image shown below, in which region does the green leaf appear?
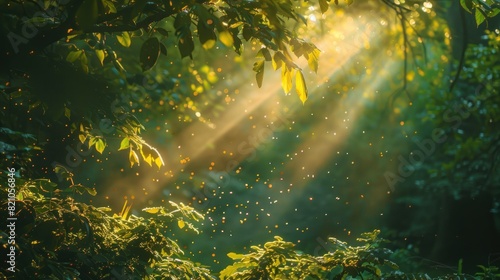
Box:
[475,8,487,26]
[174,12,194,59]
[178,35,195,59]
[75,0,98,30]
[80,52,89,73]
[319,0,329,13]
[159,43,167,56]
[198,20,217,49]
[87,187,97,196]
[66,50,83,63]
[64,107,71,120]
[89,136,97,148]
[95,138,105,154]
[272,52,286,70]
[218,30,234,47]
[281,66,293,94]
[253,60,265,88]
[118,137,130,151]
[295,70,308,104]
[460,0,473,13]
[345,0,353,5]
[140,37,160,71]
[95,49,105,65]
[256,48,272,61]
[116,32,131,47]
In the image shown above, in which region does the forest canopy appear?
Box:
[1,0,500,279]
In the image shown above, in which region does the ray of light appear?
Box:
[103,9,392,210]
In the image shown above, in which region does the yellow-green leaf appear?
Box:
[272,52,283,70]
[475,8,487,26]
[129,149,139,167]
[281,66,293,94]
[95,138,105,154]
[307,48,320,73]
[143,153,152,166]
[95,49,105,65]
[89,136,97,148]
[202,39,216,49]
[227,252,245,260]
[143,207,162,214]
[295,70,308,104]
[87,187,97,196]
[154,156,164,169]
[118,137,130,151]
[66,50,83,63]
[64,107,71,119]
[177,219,185,229]
[345,0,353,5]
[78,134,86,144]
[218,30,234,47]
[116,32,131,47]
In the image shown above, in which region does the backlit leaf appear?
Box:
[78,134,86,144]
[116,32,131,47]
[475,8,487,26]
[129,149,139,167]
[296,70,308,104]
[118,137,130,151]
[307,48,320,73]
[154,156,164,169]
[227,252,245,260]
[95,138,105,154]
[66,50,83,62]
[143,207,162,214]
[281,66,293,94]
[95,49,105,65]
[218,30,234,47]
[178,219,185,229]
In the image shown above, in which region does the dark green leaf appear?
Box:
[197,20,217,49]
[160,42,167,56]
[460,0,473,13]
[140,37,160,71]
[253,60,265,88]
[75,0,99,30]
[319,0,329,13]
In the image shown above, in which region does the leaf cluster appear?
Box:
[0,179,212,279]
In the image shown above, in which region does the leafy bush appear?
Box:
[0,178,213,279]
[1,177,499,279]
[220,230,419,280]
